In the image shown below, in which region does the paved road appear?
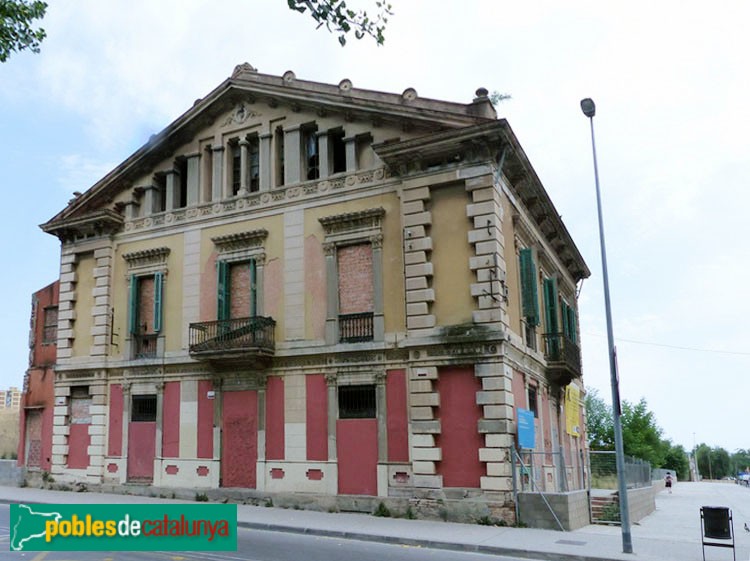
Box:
[0,505,530,561]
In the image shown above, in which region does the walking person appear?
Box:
[666,472,673,494]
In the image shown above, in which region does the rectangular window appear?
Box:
[275,126,285,187]
[128,273,163,358]
[338,385,376,419]
[527,386,538,418]
[330,129,346,173]
[132,395,157,422]
[42,306,58,344]
[70,386,91,424]
[562,301,577,343]
[217,260,258,320]
[248,136,260,192]
[231,143,241,195]
[519,248,539,349]
[303,126,319,180]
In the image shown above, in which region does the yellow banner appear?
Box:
[565,384,581,437]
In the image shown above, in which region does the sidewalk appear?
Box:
[0,481,748,561]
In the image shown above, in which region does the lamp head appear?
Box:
[580,98,596,118]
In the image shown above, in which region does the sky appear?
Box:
[0,0,747,453]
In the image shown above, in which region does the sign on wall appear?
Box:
[517,408,535,450]
[565,383,581,437]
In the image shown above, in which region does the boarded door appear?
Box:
[436,366,485,487]
[337,419,378,495]
[25,410,42,468]
[222,390,258,488]
[127,394,156,481]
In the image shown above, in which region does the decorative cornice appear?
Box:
[319,207,385,237]
[211,229,268,254]
[41,209,124,243]
[122,247,171,269]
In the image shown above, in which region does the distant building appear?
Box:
[17,280,58,472]
[0,388,21,411]
[39,65,589,521]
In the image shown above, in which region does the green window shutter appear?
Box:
[567,305,577,343]
[249,260,257,317]
[153,272,163,333]
[543,277,559,334]
[128,275,139,335]
[217,261,230,321]
[519,249,540,325]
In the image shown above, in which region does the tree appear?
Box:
[287,0,393,46]
[620,398,669,468]
[584,389,614,450]
[696,444,731,479]
[663,443,690,481]
[0,0,47,63]
[730,449,750,476]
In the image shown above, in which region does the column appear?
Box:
[317,131,330,178]
[324,242,338,345]
[238,138,249,196]
[326,374,337,461]
[142,184,161,215]
[371,234,385,341]
[344,136,357,172]
[124,201,140,220]
[165,170,179,210]
[283,125,302,184]
[121,383,131,474]
[186,154,200,206]
[375,372,388,462]
[211,145,224,201]
[259,133,272,191]
[155,383,164,460]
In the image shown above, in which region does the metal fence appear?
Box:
[513,448,587,493]
[589,450,651,490]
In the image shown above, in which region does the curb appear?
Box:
[0,496,622,561]
[235,521,624,561]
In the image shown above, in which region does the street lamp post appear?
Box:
[580,98,633,554]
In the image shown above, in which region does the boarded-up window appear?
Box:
[70,386,91,425]
[337,244,373,314]
[43,306,58,344]
[132,395,157,422]
[338,385,376,419]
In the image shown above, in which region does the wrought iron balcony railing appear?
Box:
[542,332,582,382]
[339,312,374,343]
[134,333,158,359]
[189,316,276,356]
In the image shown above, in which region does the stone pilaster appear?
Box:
[465,170,507,326]
[238,138,250,196]
[283,125,302,184]
[90,246,113,357]
[86,383,107,482]
[211,144,224,201]
[344,136,357,172]
[409,365,442,489]
[402,185,435,337]
[165,169,180,210]
[186,154,200,206]
[259,133,272,191]
[56,251,78,361]
[317,131,330,178]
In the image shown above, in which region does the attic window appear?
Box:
[303,125,319,180]
[275,126,285,187]
[330,129,346,174]
[176,157,188,208]
[231,142,242,195]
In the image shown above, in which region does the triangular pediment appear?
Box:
[42,63,497,236]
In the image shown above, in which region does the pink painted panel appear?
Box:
[162,381,180,458]
[67,424,90,469]
[263,258,283,322]
[304,235,327,340]
[197,380,214,459]
[127,422,156,480]
[108,384,123,456]
[337,419,377,495]
[306,374,328,461]
[222,390,257,488]
[386,369,409,462]
[436,366,484,488]
[265,376,284,460]
[41,405,53,471]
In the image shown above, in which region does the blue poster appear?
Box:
[517,408,536,450]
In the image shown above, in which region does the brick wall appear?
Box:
[138,276,155,333]
[337,244,373,314]
[230,263,252,318]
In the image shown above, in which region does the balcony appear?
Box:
[134,333,158,359]
[542,332,582,386]
[189,316,275,366]
[339,312,374,343]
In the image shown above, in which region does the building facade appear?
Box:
[40,64,589,519]
[18,280,59,472]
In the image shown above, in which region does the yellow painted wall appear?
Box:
[71,253,95,357]
[303,191,405,337]
[431,183,474,326]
